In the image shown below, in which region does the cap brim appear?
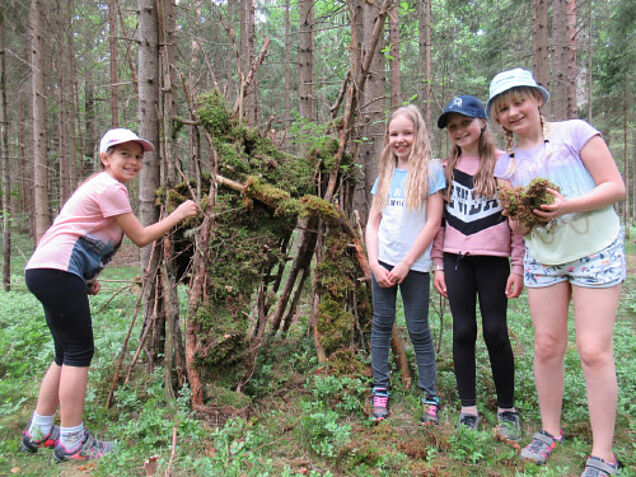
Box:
[437,113,449,129]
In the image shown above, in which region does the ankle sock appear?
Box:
[60,423,84,449]
[28,411,55,439]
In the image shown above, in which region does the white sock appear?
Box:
[28,411,55,439]
[60,423,84,449]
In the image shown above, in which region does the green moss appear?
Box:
[498,177,561,231]
[203,384,253,408]
[197,90,233,138]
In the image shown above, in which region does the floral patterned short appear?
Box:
[524,232,626,288]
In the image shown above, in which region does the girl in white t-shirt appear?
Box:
[365,105,445,425]
[21,129,197,463]
[487,69,625,477]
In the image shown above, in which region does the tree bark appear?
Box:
[29,0,49,241]
[298,0,314,121]
[418,0,432,129]
[0,9,11,290]
[552,0,567,120]
[565,0,578,118]
[388,0,401,108]
[284,0,291,127]
[532,0,551,118]
[239,0,258,125]
[109,0,119,127]
[138,0,162,271]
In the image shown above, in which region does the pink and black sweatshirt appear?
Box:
[431,154,524,275]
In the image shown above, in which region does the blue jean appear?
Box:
[370,262,436,396]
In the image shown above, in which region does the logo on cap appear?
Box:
[452,97,463,108]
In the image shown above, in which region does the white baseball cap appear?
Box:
[486,68,550,118]
[99,128,154,154]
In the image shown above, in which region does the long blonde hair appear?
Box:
[490,87,549,175]
[375,105,433,210]
[443,119,498,200]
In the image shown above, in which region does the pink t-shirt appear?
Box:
[26,172,133,280]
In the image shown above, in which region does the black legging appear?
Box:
[25,268,94,367]
[443,253,515,409]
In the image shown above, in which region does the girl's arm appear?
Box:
[535,135,625,220]
[365,197,393,288]
[388,191,444,284]
[115,200,198,247]
[431,220,447,297]
[505,226,524,298]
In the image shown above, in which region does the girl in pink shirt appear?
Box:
[21,128,197,463]
[432,95,524,443]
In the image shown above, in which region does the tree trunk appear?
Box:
[532,0,551,118]
[388,0,401,108]
[0,9,11,290]
[565,0,577,118]
[109,0,119,127]
[239,0,258,125]
[138,0,163,359]
[138,0,161,271]
[623,84,630,236]
[84,80,98,174]
[160,0,178,183]
[66,0,78,190]
[57,1,70,205]
[354,0,386,225]
[29,0,49,241]
[284,0,291,126]
[298,0,314,121]
[552,0,567,120]
[586,0,592,123]
[418,0,432,129]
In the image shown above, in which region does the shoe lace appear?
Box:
[373,394,388,408]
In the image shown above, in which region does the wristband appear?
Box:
[431,264,444,272]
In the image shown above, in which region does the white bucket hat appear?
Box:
[99,128,154,154]
[486,68,550,118]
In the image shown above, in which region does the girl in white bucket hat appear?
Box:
[488,68,625,477]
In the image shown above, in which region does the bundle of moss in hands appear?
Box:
[497,178,561,232]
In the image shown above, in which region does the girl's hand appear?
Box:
[87,279,101,295]
[176,200,198,220]
[533,188,568,221]
[371,262,393,288]
[505,273,523,298]
[433,270,448,297]
[387,261,410,285]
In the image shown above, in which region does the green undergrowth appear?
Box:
[0,231,634,475]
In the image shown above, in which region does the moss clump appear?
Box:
[203,384,252,408]
[498,178,561,231]
[197,90,233,138]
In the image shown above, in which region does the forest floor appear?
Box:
[0,232,634,477]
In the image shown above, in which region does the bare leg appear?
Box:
[58,365,89,428]
[573,284,620,463]
[35,362,62,416]
[527,282,571,438]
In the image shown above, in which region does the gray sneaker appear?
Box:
[457,413,479,430]
[19,425,60,453]
[494,410,522,444]
[520,430,561,465]
[580,456,619,477]
[52,430,114,463]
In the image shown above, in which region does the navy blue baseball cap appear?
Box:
[437,95,487,129]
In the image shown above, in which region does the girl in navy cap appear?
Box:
[20,128,198,463]
[488,68,625,477]
[432,95,524,443]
